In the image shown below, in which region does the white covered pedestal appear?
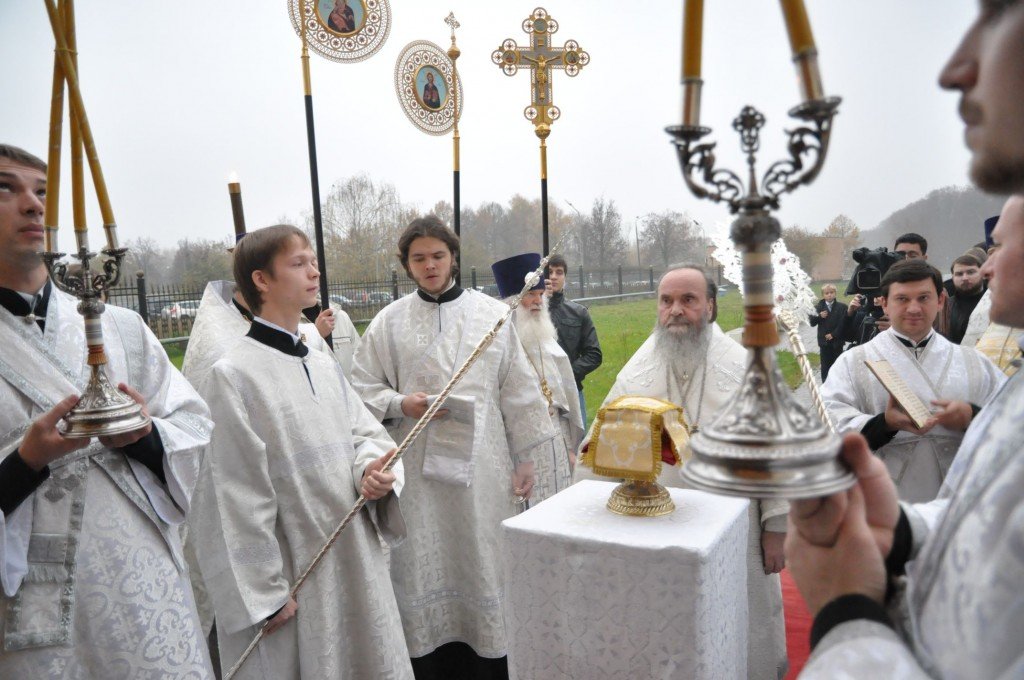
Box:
[500,480,750,680]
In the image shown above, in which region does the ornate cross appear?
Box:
[492,7,589,136]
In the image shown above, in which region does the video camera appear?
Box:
[844,246,906,345]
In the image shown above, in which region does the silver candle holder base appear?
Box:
[43,245,151,440]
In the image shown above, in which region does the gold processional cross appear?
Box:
[492,7,589,253]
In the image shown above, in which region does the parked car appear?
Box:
[329,294,357,311]
[366,291,393,305]
[160,300,201,321]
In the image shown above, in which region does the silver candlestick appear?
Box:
[666,97,853,499]
[42,246,150,439]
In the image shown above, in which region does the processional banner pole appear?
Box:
[298,3,332,348]
[448,14,462,286]
[287,0,391,339]
[492,7,588,254]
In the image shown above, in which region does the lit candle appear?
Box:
[780,0,815,56]
[227,171,246,242]
[682,0,704,79]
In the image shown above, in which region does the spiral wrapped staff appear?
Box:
[225,238,565,679]
[776,309,834,432]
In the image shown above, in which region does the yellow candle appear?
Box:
[780,0,816,56]
[682,0,704,80]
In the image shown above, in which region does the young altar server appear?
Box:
[0,144,216,676]
[189,224,413,679]
[351,216,554,678]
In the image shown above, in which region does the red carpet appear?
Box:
[782,569,812,679]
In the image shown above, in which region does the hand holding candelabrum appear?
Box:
[785,434,899,614]
[98,384,153,449]
[19,395,90,471]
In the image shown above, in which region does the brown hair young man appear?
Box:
[188,224,412,678]
[352,216,554,678]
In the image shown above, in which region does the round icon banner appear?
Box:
[288,0,391,63]
[394,41,463,136]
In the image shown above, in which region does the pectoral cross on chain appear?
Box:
[492,7,589,130]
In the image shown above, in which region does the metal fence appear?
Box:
[106,264,720,340]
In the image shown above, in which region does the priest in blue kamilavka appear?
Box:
[492,252,583,503]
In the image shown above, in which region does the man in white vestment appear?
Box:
[575,265,789,680]
[182,268,354,642]
[351,217,554,679]
[821,258,1004,503]
[786,6,1024,676]
[0,145,216,677]
[493,252,584,503]
[189,225,412,679]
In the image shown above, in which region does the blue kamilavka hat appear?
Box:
[984,215,999,249]
[491,253,545,298]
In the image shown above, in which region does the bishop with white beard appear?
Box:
[575,265,789,680]
[493,253,584,504]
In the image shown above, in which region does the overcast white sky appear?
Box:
[0,1,978,249]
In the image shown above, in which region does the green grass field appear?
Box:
[160,290,820,425]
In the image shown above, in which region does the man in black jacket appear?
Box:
[808,283,847,382]
[545,254,602,422]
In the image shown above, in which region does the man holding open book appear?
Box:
[820,258,1005,502]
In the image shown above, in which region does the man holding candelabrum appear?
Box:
[0,145,216,677]
[788,3,1024,678]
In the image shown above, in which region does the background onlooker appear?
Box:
[545,254,602,423]
[809,283,847,382]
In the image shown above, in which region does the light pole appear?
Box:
[634,215,642,268]
[565,199,584,268]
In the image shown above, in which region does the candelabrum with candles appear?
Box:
[41,243,150,438]
[665,9,851,499]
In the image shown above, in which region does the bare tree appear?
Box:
[124,236,172,284]
[581,197,628,277]
[781,225,827,275]
[168,238,232,289]
[639,210,701,267]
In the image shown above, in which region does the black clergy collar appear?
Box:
[893,330,933,350]
[416,283,464,305]
[247,318,308,358]
[0,280,52,331]
[231,296,255,322]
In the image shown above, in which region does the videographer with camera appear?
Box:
[840,246,907,347]
[820,258,1005,502]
